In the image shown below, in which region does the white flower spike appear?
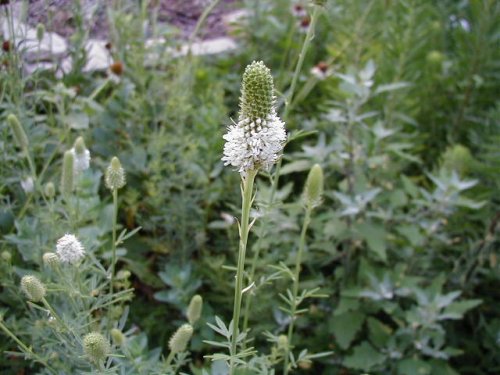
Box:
[222,61,286,175]
[70,137,90,175]
[56,234,85,264]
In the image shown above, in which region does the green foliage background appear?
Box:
[0,0,498,374]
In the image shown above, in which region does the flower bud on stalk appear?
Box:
[168,324,193,353]
[303,164,324,209]
[42,252,60,268]
[83,332,110,363]
[187,295,203,325]
[111,328,126,346]
[44,182,55,199]
[105,157,126,190]
[36,23,45,42]
[21,275,46,302]
[7,114,29,152]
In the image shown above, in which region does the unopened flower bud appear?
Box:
[168,324,193,353]
[1,250,12,262]
[7,114,29,151]
[61,150,74,197]
[303,164,324,208]
[277,335,288,349]
[187,295,203,325]
[83,332,110,363]
[44,182,55,199]
[110,328,126,346]
[105,157,126,190]
[43,252,60,267]
[21,275,46,302]
[36,23,45,42]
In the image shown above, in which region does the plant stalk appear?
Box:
[229,169,257,375]
[283,206,312,375]
[110,188,118,296]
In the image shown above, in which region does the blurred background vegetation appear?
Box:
[0,0,499,374]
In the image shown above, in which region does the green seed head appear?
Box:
[73,136,87,155]
[36,23,45,42]
[44,182,55,199]
[61,150,74,197]
[303,164,324,208]
[105,157,126,190]
[83,332,110,363]
[187,295,203,325]
[42,252,60,268]
[168,324,193,354]
[442,144,473,175]
[21,275,46,302]
[240,61,275,121]
[7,114,29,151]
[110,328,126,346]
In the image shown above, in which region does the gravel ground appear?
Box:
[7,0,240,40]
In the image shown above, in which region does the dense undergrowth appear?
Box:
[0,0,499,374]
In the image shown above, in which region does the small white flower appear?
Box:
[56,234,85,264]
[21,176,34,193]
[222,110,286,175]
[70,147,90,175]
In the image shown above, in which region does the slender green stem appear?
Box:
[188,0,221,53]
[165,351,176,368]
[41,297,76,340]
[283,207,312,375]
[110,188,118,296]
[283,5,321,120]
[229,169,257,375]
[0,320,56,373]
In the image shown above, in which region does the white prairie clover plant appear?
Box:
[219,61,285,375]
[222,61,286,175]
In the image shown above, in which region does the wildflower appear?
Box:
[70,136,90,175]
[311,61,333,80]
[105,157,126,190]
[187,295,203,325]
[1,250,12,262]
[298,16,311,33]
[36,23,45,43]
[21,275,46,302]
[42,252,60,267]
[169,324,193,353]
[222,61,286,175]
[56,234,85,264]
[83,332,110,363]
[21,176,34,194]
[291,3,307,18]
[108,61,124,83]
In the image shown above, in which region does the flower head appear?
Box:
[83,332,110,363]
[21,275,46,302]
[56,234,85,264]
[21,176,34,194]
[169,324,193,353]
[222,61,286,175]
[70,137,90,175]
[105,156,126,190]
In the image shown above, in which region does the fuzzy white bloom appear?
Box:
[56,234,85,264]
[223,110,286,174]
[70,147,90,174]
[222,61,286,175]
[21,176,34,193]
